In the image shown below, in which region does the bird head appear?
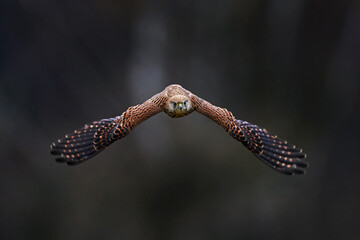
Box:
[166,95,192,118]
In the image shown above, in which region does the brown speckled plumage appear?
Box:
[51,84,307,175]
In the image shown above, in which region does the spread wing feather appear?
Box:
[229,120,307,175]
[50,91,166,165]
[193,96,308,175]
[50,117,130,165]
[51,85,308,175]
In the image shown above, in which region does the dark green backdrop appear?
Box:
[1,0,359,239]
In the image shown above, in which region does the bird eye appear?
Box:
[184,101,187,106]
[172,102,176,108]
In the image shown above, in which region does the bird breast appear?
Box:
[165,109,191,118]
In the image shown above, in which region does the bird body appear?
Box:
[51,84,308,175]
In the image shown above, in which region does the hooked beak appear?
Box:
[178,103,183,110]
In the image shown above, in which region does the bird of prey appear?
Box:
[50,84,307,175]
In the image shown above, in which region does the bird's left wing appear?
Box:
[192,95,308,175]
[50,91,167,165]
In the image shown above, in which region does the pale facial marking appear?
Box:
[166,95,193,117]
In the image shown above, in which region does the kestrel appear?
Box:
[51,84,307,175]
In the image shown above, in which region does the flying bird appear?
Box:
[50,84,307,175]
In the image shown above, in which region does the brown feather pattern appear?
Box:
[50,92,165,165]
[50,84,307,175]
[228,120,308,175]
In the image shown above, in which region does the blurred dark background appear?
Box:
[1,0,359,239]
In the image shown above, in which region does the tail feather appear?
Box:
[229,120,308,175]
[50,117,129,165]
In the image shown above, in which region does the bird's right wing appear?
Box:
[50,91,167,165]
[192,95,308,175]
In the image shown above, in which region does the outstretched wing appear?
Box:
[50,91,167,165]
[228,120,307,175]
[193,96,308,175]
